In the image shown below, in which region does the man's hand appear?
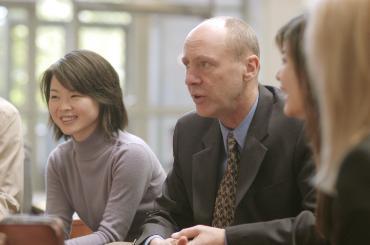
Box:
[171,225,225,245]
[149,237,188,245]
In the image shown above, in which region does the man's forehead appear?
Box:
[184,27,227,51]
[187,19,226,39]
[183,36,226,56]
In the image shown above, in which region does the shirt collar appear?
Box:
[219,94,259,151]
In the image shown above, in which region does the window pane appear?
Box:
[79,10,132,25]
[0,7,29,100]
[147,116,178,172]
[37,0,72,22]
[10,24,29,108]
[35,26,66,191]
[80,0,128,3]
[148,15,197,107]
[7,7,27,22]
[36,25,66,109]
[0,6,8,96]
[79,27,126,89]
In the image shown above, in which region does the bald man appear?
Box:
[136,16,317,245]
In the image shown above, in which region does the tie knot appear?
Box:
[227,132,237,152]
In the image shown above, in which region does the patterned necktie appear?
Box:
[212,132,240,228]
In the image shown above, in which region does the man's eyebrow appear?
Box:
[183,55,217,63]
[194,55,217,63]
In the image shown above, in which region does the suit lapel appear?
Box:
[192,120,223,225]
[236,85,273,206]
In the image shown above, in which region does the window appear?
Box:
[1,0,250,204]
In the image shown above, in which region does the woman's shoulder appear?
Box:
[337,135,370,198]
[341,135,370,172]
[334,135,370,241]
[47,140,74,166]
[113,131,161,166]
[353,135,370,154]
[115,131,152,151]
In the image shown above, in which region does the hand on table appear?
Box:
[149,237,188,245]
[171,225,225,245]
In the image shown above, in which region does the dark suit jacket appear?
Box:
[329,135,370,245]
[137,85,317,245]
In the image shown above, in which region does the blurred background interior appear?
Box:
[0,0,310,212]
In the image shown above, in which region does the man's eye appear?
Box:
[200,61,211,68]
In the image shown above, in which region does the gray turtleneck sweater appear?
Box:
[45,128,166,245]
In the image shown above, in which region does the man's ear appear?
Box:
[243,54,260,82]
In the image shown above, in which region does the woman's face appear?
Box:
[48,75,100,142]
[276,42,305,119]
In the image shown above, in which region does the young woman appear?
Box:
[275,14,320,161]
[306,0,370,244]
[41,49,166,245]
[275,14,327,245]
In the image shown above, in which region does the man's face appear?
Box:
[182,22,247,120]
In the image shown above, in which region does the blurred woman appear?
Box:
[276,14,328,244]
[306,0,370,244]
[275,14,320,162]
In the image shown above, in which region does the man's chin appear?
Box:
[195,108,214,118]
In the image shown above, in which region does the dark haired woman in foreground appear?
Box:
[41,49,166,244]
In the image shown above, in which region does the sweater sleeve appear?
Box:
[46,154,74,239]
[66,142,157,244]
[0,105,24,219]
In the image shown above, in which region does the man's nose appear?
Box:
[185,69,201,85]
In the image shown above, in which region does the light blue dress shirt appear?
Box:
[219,95,259,176]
